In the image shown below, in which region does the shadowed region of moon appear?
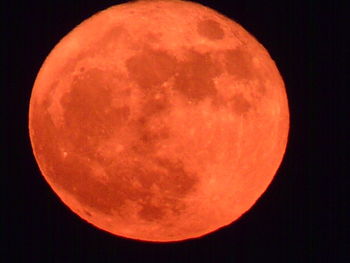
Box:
[29,0,289,242]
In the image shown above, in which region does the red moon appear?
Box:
[29,0,289,242]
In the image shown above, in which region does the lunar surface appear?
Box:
[29,0,289,242]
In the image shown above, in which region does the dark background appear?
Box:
[2,0,347,262]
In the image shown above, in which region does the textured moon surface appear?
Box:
[29,0,289,242]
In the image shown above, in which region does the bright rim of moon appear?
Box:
[29,0,289,242]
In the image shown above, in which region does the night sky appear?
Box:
[2,0,346,262]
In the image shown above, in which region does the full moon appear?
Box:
[29,0,289,242]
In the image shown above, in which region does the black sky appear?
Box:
[2,0,347,262]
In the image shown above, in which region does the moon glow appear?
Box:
[29,0,289,242]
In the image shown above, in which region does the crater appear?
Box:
[197,19,224,40]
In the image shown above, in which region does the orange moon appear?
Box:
[29,0,289,242]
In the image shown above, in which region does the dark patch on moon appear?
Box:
[133,157,198,221]
[138,204,165,221]
[84,210,92,217]
[145,32,162,43]
[155,158,198,196]
[126,47,222,103]
[172,50,220,102]
[125,48,177,89]
[231,93,252,115]
[60,68,130,153]
[141,87,171,117]
[30,67,199,220]
[131,116,170,155]
[32,97,121,216]
[225,48,255,79]
[223,48,268,111]
[197,19,224,40]
[103,155,198,221]
[131,86,172,155]
[105,25,124,41]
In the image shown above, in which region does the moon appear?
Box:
[29,0,289,242]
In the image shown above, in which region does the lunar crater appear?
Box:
[197,19,225,40]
